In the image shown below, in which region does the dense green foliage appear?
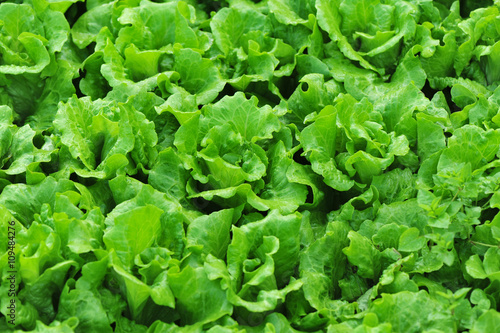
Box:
[1,0,500,331]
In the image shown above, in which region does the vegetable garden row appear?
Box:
[0,0,500,332]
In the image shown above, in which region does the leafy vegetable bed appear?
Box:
[1,0,500,331]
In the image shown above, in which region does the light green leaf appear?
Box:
[398,228,427,252]
[471,309,500,333]
[187,209,237,259]
[269,0,314,25]
[210,7,271,55]
[316,0,379,74]
[174,48,225,104]
[343,231,381,279]
[366,291,455,332]
[202,92,281,142]
[103,205,164,267]
[168,263,232,325]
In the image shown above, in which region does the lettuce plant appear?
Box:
[1,0,500,332]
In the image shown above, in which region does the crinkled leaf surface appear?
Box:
[1,0,500,331]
